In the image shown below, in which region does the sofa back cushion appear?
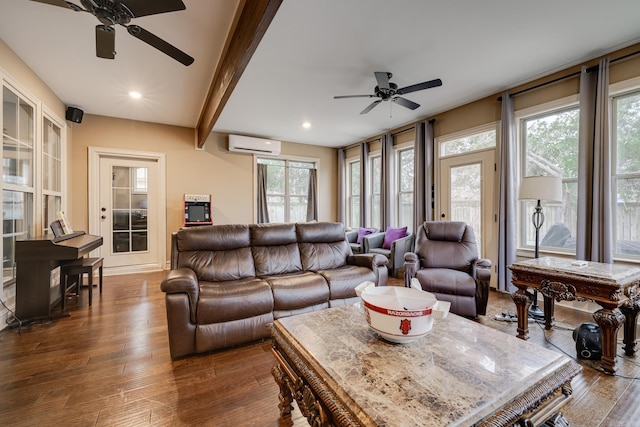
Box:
[415,221,478,273]
[250,223,302,276]
[296,222,349,270]
[175,225,256,281]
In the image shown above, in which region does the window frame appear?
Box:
[346,158,360,229]
[515,95,579,257]
[368,152,381,230]
[255,155,318,224]
[394,142,414,231]
[610,76,640,261]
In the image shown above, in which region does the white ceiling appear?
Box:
[2,0,640,148]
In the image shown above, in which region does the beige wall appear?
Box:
[0,39,66,117]
[70,115,338,262]
[424,43,640,140]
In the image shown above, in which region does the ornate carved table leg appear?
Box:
[542,295,555,330]
[593,308,625,374]
[512,289,531,340]
[272,363,294,417]
[620,299,640,356]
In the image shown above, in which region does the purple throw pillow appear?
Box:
[382,226,407,249]
[356,227,376,243]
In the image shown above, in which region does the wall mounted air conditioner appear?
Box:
[228,134,281,156]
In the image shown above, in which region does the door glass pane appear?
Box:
[111,166,148,253]
[450,163,482,253]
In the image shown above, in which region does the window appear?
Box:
[396,147,414,231]
[440,127,496,157]
[3,84,35,286]
[347,160,360,228]
[519,105,579,253]
[42,116,63,235]
[369,155,381,230]
[258,158,314,223]
[612,89,640,258]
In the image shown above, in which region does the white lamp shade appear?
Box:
[518,176,563,202]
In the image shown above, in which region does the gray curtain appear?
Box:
[256,163,270,224]
[306,168,318,221]
[380,133,394,230]
[577,58,613,263]
[497,91,517,292]
[413,120,435,232]
[338,149,346,224]
[360,143,369,227]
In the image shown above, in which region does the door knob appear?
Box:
[101,215,106,219]
[441,213,446,218]
[101,207,106,212]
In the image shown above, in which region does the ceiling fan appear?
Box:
[334,72,442,114]
[30,0,194,66]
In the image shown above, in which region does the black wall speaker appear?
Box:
[65,106,84,123]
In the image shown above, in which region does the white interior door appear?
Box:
[91,150,165,274]
[439,149,497,286]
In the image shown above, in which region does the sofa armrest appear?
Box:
[390,233,415,271]
[362,232,385,252]
[473,258,492,316]
[403,252,419,286]
[161,268,199,323]
[345,230,358,244]
[347,254,389,286]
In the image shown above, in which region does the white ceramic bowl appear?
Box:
[355,281,450,343]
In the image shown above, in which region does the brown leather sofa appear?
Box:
[403,221,491,318]
[161,221,388,359]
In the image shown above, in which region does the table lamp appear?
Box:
[518,175,563,319]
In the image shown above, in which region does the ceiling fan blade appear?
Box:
[95,25,115,59]
[127,24,194,66]
[29,0,74,8]
[334,95,376,99]
[374,72,391,91]
[120,0,186,18]
[392,96,420,110]
[397,78,443,95]
[360,100,382,115]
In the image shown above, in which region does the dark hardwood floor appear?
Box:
[0,272,639,426]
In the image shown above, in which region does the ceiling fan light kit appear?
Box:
[334,71,442,115]
[30,0,194,66]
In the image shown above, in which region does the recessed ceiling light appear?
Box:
[302,121,311,129]
[129,91,142,99]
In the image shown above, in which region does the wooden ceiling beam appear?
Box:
[196,0,283,148]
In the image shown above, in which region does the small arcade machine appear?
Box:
[183,194,213,227]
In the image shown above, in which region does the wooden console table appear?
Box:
[271,303,580,426]
[509,257,640,374]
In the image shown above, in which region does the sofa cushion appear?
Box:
[317,265,376,300]
[297,222,350,270]
[176,225,256,281]
[357,227,376,243]
[250,223,302,276]
[414,268,477,297]
[424,221,466,242]
[265,271,329,311]
[197,278,274,324]
[382,226,407,249]
[179,247,256,282]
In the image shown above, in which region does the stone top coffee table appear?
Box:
[271,303,581,427]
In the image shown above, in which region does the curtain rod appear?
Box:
[341,118,435,151]
[498,49,640,101]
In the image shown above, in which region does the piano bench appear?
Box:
[60,257,103,310]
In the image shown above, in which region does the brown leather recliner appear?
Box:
[403,221,491,318]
